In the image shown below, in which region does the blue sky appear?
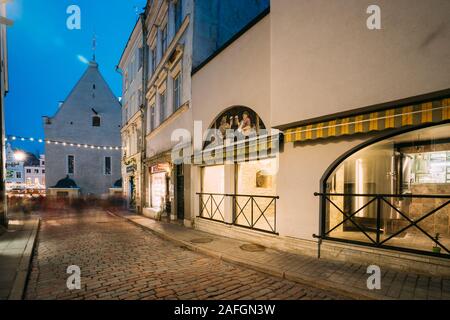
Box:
[5,0,146,154]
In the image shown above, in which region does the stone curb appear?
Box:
[8,218,41,300]
[107,211,380,300]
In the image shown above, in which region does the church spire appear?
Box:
[92,33,96,62]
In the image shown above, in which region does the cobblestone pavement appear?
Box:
[25,209,350,300]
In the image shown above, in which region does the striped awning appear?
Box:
[284,98,450,143]
[184,134,280,165]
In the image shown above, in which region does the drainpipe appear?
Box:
[139,12,148,215]
[115,65,125,209]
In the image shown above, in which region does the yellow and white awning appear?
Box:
[284,98,450,143]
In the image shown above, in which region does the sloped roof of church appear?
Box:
[47,60,121,120]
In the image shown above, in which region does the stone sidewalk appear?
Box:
[0,218,40,300]
[109,210,450,300]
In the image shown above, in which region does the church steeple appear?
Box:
[92,33,96,62]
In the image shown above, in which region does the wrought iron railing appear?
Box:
[197,193,279,234]
[198,193,226,222]
[314,192,450,257]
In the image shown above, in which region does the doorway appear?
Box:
[176,164,184,220]
[129,176,136,210]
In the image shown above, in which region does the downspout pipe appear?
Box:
[139,12,148,215]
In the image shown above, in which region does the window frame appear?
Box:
[104,156,112,175]
[92,115,101,127]
[159,90,166,125]
[173,72,182,111]
[161,23,168,55]
[67,155,75,175]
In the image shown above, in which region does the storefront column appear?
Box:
[223,164,235,224]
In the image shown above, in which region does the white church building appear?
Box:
[43,60,122,197]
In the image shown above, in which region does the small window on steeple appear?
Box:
[92,116,101,127]
[93,84,96,90]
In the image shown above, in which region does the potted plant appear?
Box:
[432,233,441,254]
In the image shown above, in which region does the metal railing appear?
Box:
[314,192,450,257]
[197,193,279,234]
[198,193,226,222]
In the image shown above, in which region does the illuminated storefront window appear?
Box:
[323,123,450,256]
[150,163,170,211]
[235,158,278,232]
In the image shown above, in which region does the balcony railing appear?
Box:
[197,193,279,234]
[314,192,450,257]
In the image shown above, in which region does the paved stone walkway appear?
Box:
[25,209,349,300]
[0,218,39,300]
[111,210,450,300]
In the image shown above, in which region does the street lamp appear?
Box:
[13,151,25,161]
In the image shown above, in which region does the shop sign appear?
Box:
[151,163,170,174]
[126,164,137,173]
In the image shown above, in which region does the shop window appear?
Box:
[323,123,450,255]
[150,163,170,211]
[236,158,278,231]
[200,165,226,222]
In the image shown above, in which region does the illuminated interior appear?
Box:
[325,123,450,255]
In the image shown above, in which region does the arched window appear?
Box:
[92,116,101,127]
[320,123,450,256]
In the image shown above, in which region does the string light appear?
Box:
[5,134,123,151]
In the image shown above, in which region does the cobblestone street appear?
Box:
[25,209,349,300]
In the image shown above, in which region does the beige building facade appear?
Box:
[190,1,450,275]
[120,0,450,275]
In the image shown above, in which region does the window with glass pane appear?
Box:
[150,103,156,131]
[236,159,278,232]
[104,157,111,175]
[201,165,225,221]
[151,47,156,73]
[324,123,450,254]
[159,91,166,124]
[173,73,181,111]
[67,155,74,174]
[174,0,182,31]
[161,25,167,54]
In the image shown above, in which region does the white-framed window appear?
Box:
[104,156,112,175]
[67,155,75,174]
[159,90,166,124]
[16,172,22,179]
[26,169,31,173]
[173,73,182,111]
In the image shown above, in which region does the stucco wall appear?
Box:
[192,15,271,129]
[271,0,450,127]
[278,138,369,240]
